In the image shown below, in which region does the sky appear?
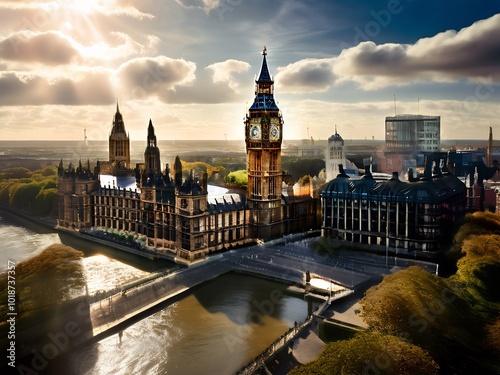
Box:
[0,0,500,142]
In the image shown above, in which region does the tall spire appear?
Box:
[257,45,273,83]
[112,101,125,133]
[147,119,157,147]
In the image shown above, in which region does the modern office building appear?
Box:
[380,114,440,174]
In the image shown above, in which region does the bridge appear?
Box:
[12,235,437,372]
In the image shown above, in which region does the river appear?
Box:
[0,211,309,374]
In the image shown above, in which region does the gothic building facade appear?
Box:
[57,49,320,261]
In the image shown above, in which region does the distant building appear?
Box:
[296,138,324,157]
[385,114,440,153]
[325,127,359,181]
[321,152,466,252]
[58,48,320,261]
[380,114,440,174]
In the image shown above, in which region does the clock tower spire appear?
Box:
[245,47,284,239]
[109,101,130,170]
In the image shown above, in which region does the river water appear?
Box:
[0,211,309,374]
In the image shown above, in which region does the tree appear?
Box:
[451,234,500,315]
[0,244,85,322]
[360,266,480,372]
[450,211,500,261]
[485,316,500,356]
[10,182,41,210]
[290,331,438,375]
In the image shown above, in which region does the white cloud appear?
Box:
[275,58,337,93]
[116,56,197,100]
[205,59,250,92]
[0,30,161,68]
[173,0,221,13]
[81,32,160,62]
[0,31,80,65]
[0,69,114,105]
[334,14,500,89]
[277,13,500,92]
[0,0,154,19]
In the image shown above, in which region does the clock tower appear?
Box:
[109,102,130,170]
[245,47,284,239]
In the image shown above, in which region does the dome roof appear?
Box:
[321,167,352,198]
[351,171,377,199]
[371,172,407,202]
[328,128,344,144]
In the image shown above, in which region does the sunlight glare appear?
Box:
[63,21,73,31]
[65,0,108,14]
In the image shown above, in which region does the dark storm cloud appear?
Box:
[0,71,114,105]
[0,31,80,65]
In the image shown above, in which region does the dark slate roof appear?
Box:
[322,170,466,205]
[257,54,273,83]
[371,174,408,202]
[178,180,205,195]
[207,193,246,213]
[350,172,377,199]
[321,171,352,198]
[249,94,280,111]
[399,180,444,203]
[328,131,343,143]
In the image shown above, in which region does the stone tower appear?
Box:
[245,47,284,239]
[144,119,161,176]
[108,102,130,169]
[325,126,346,181]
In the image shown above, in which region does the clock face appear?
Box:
[270,124,280,141]
[250,124,261,140]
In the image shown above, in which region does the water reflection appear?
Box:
[1,212,309,374]
[53,274,307,375]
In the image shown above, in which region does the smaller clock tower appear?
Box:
[109,102,130,170]
[245,47,284,239]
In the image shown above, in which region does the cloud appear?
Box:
[81,32,160,62]
[205,59,250,92]
[117,56,197,99]
[335,13,500,89]
[173,0,221,13]
[0,70,114,105]
[0,31,80,65]
[275,58,337,93]
[276,13,500,92]
[0,0,154,19]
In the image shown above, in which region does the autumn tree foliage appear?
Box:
[360,267,476,358]
[450,210,500,260]
[290,332,439,375]
[453,234,500,306]
[0,244,85,324]
[358,211,500,374]
[485,316,500,356]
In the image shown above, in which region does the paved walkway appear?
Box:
[292,329,325,364]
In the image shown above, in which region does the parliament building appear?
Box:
[57,49,320,261]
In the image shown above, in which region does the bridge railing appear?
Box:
[237,315,314,375]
